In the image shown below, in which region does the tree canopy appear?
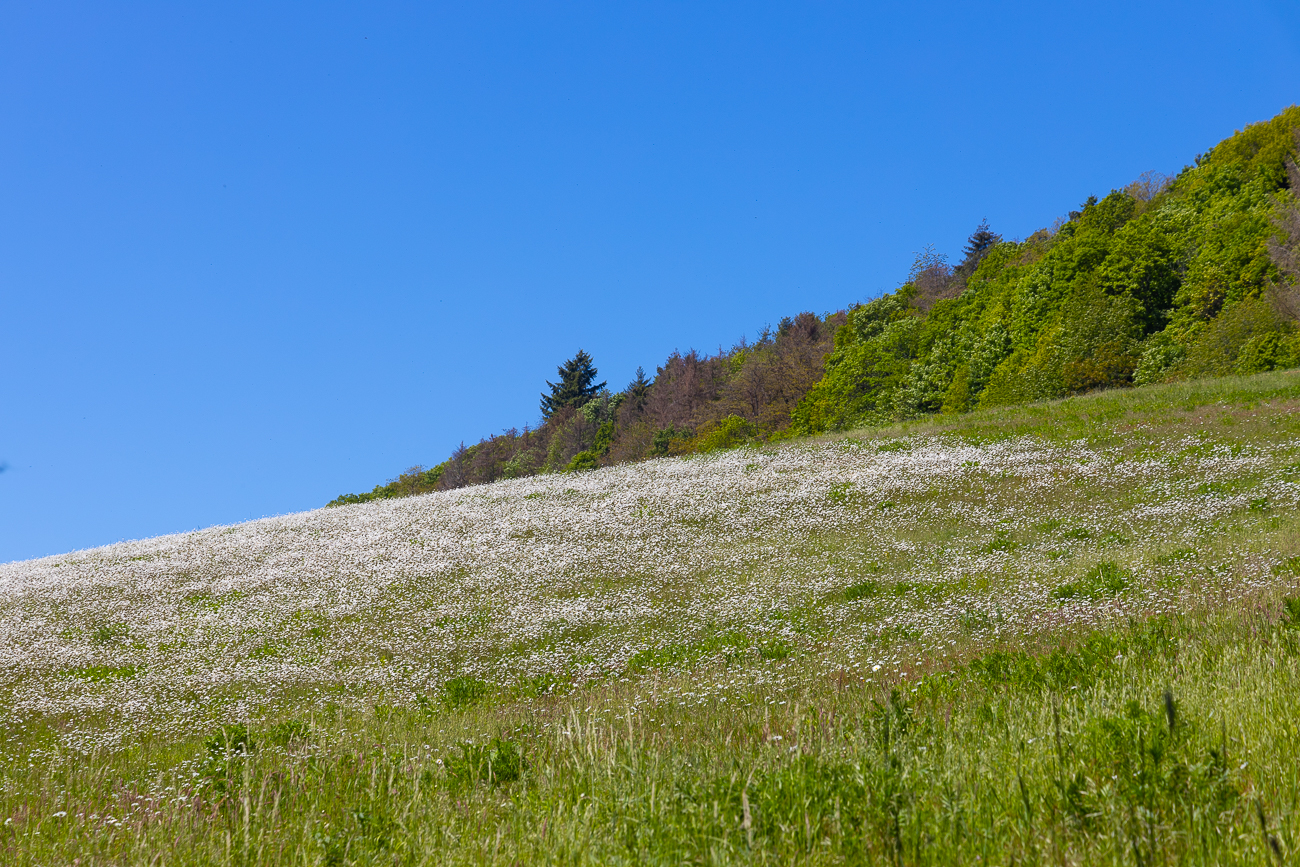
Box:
[540,350,606,419]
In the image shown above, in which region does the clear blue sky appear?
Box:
[2,1,1298,563]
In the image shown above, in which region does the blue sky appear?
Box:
[2,1,1298,563]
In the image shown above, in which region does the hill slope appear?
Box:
[3,370,1300,863]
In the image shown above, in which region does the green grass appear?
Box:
[3,370,1300,864]
[5,599,1300,865]
[1050,561,1133,601]
[850,368,1300,448]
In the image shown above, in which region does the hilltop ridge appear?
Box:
[333,106,1300,506]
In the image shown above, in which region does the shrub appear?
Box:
[651,425,690,457]
[564,450,600,472]
[1181,297,1295,377]
[691,415,758,453]
[1133,331,1186,384]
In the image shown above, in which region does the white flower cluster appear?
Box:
[1,433,1296,749]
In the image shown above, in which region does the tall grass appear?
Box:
[5,595,1300,864]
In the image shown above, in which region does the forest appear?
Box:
[329,107,1300,507]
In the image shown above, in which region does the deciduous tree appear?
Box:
[1268,132,1300,322]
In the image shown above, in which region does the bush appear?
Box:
[564,450,600,472]
[1235,330,1299,374]
[650,425,691,457]
[691,415,758,453]
[1181,297,1295,377]
[1133,331,1186,384]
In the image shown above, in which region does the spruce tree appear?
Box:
[626,366,652,411]
[540,350,607,419]
[956,218,1002,277]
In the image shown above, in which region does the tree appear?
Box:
[955,218,1002,278]
[541,350,606,419]
[909,244,958,311]
[1124,170,1172,203]
[1268,132,1300,322]
[625,366,652,411]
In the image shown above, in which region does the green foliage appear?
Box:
[593,418,615,453]
[969,630,1158,693]
[564,450,600,472]
[1280,597,1300,629]
[441,675,492,710]
[205,723,258,758]
[1051,561,1133,601]
[791,293,920,432]
[626,365,652,410]
[982,528,1019,553]
[328,463,445,507]
[70,664,137,681]
[956,218,1002,278]
[1134,330,1187,384]
[691,415,758,452]
[1181,295,1298,376]
[794,106,1300,433]
[444,738,527,787]
[650,425,689,456]
[826,482,854,504]
[628,630,755,671]
[1072,695,1240,855]
[841,579,881,601]
[541,349,606,419]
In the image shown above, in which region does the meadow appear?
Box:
[3,370,1300,865]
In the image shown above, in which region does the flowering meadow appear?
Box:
[3,371,1300,865]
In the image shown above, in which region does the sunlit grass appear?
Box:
[1,370,1299,863]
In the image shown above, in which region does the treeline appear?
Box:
[330,107,1300,507]
[328,310,844,505]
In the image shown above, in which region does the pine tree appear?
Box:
[626,366,652,411]
[540,350,607,419]
[955,218,1002,277]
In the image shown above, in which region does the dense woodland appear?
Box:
[330,107,1300,507]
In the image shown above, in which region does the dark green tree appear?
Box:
[541,350,606,419]
[955,218,1002,277]
[625,366,652,411]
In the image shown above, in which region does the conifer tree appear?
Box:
[626,366,652,411]
[957,218,1002,276]
[541,350,606,419]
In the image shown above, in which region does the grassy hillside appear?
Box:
[3,370,1300,863]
